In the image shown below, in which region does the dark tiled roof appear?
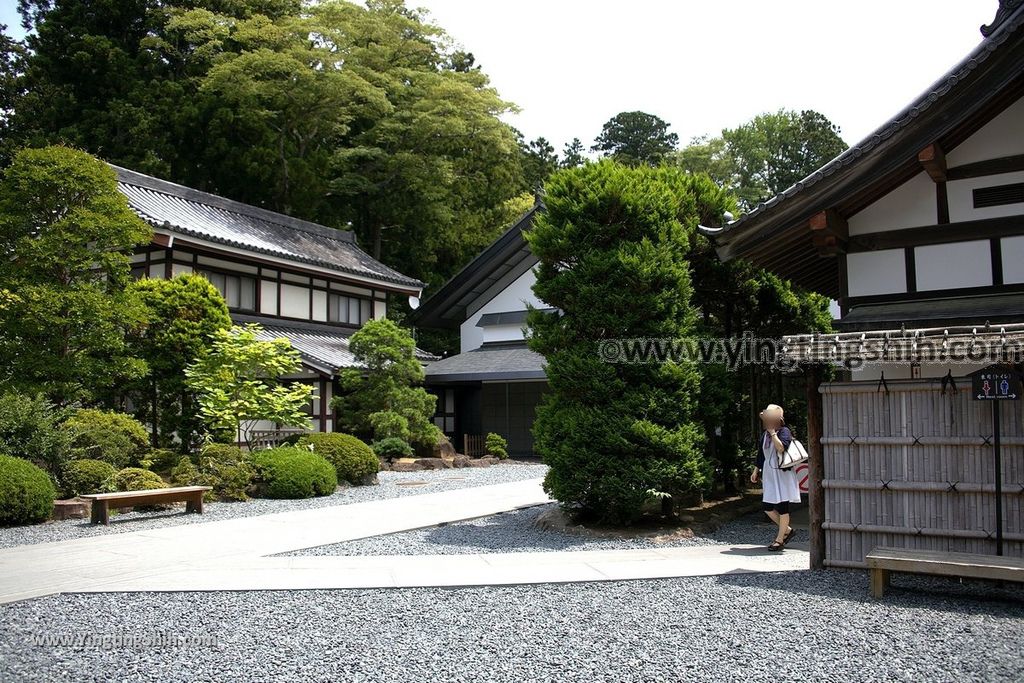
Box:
[835,293,1024,331]
[112,165,423,292]
[232,315,437,377]
[412,204,540,329]
[424,344,546,382]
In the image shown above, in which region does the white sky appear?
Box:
[1,1,999,152]
[415,0,997,152]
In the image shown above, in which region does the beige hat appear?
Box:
[759,404,785,424]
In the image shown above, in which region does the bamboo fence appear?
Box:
[820,377,1023,568]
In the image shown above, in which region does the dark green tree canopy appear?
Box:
[591,111,679,167]
[560,138,586,168]
[0,146,152,402]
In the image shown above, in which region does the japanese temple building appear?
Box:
[701,1,1024,568]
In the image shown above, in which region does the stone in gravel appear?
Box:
[390,461,424,472]
[465,459,490,468]
[452,455,471,468]
[414,458,452,470]
[51,500,89,521]
[433,438,457,459]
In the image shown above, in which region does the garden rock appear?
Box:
[51,499,89,521]
[452,455,471,468]
[414,458,452,470]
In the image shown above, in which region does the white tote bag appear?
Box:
[778,437,809,469]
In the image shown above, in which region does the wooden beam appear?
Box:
[947,153,1024,181]
[805,364,826,570]
[917,143,947,183]
[809,209,848,256]
[846,214,1024,252]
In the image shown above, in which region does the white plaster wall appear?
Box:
[460,267,544,352]
[848,171,936,235]
[280,283,309,319]
[373,300,387,319]
[851,362,992,382]
[312,290,327,322]
[481,323,527,345]
[1002,235,1024,284]
[172,263,193,276]
[946,96,1024,167]
[260,280,278,315]
[914,240,991,291]
[846,249,907,297]
[948,170,1024,223]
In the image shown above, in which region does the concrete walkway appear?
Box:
[0,479,808,604]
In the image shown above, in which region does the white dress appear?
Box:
[761,432,802,505]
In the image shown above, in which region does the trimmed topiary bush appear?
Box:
[485,432,509,460]
[110,467,166,492]
[61,458,116,497]
[298,432,379,485]
[372,437,413,462]
[0,454,56,525]
[64,409,150,469]
[248,447,337,499]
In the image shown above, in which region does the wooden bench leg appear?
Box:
[90,500,109,525]
[869,568,889,598]
[185,494,204,515]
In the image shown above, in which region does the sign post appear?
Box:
[969,364,1021,556]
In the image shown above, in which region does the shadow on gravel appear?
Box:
[421,507,604,552]
[712,567,1024,616]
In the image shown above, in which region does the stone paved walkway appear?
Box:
[0,479,807,603]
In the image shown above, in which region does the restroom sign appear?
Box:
[970,365,1021,401]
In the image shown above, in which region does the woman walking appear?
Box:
[750,403,802,551]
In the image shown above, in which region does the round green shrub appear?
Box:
[0,453,56,525]
[110,467,166,492]
[61,458,116,497]
[63,409,150,468]
[298,433,378,485]
[485,432,509,459]
[197,443,253,501]
[248,447,337,499]
[371,437,413,461]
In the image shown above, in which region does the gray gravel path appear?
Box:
[1,571,1021,682]
[282,503,786,557]
[0,463,548,549]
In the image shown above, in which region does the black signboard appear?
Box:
[970,365,1021,401]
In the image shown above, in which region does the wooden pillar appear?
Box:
[805,364,826,569]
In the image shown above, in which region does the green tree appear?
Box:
[129,274,232,449]
[0,24,24,152]
[527,161,709,525]
[519,135,558,190]
[675,109,846,210]
[333,318,440,448]
[591,111,679,167]
[560,137,586,168]
[0,146,152,403]
[185,324,313,447]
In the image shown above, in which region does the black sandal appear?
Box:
[783,527,795,545]
[768,541,784,552]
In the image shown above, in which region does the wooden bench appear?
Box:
[80,486,212,525]
[866,546,1024,598]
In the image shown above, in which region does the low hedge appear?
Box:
[248,447,337,499]
[63,409,150,468]
[0,453,56,525]
[298,433,379,485]
[110,467,166,492]
[61,458,116,498]
[372,437,413,462]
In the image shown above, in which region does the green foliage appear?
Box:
[560,138,586,169]
[128,274,232,450]
[527,161,711,525]
[0,453,56,525]
[519,134,558,190]
[63,409,150,469]
[334,318,441,447]
[248,446,337,499]
[197,442,254,501]
[674,109,846,211]
[0,146,152,403]
[591,111,678,167]
[110,467,166,492]
[297,432,378,485]
[485,432,509,460]
[61,458,116,498]
[185,324,313,446]
[372,437,413,461]
[0,391,71,476]
[7,0,529,289]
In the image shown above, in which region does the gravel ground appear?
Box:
[1,572,1021,682]
[0,462,548,549]
[283,503,784,557]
